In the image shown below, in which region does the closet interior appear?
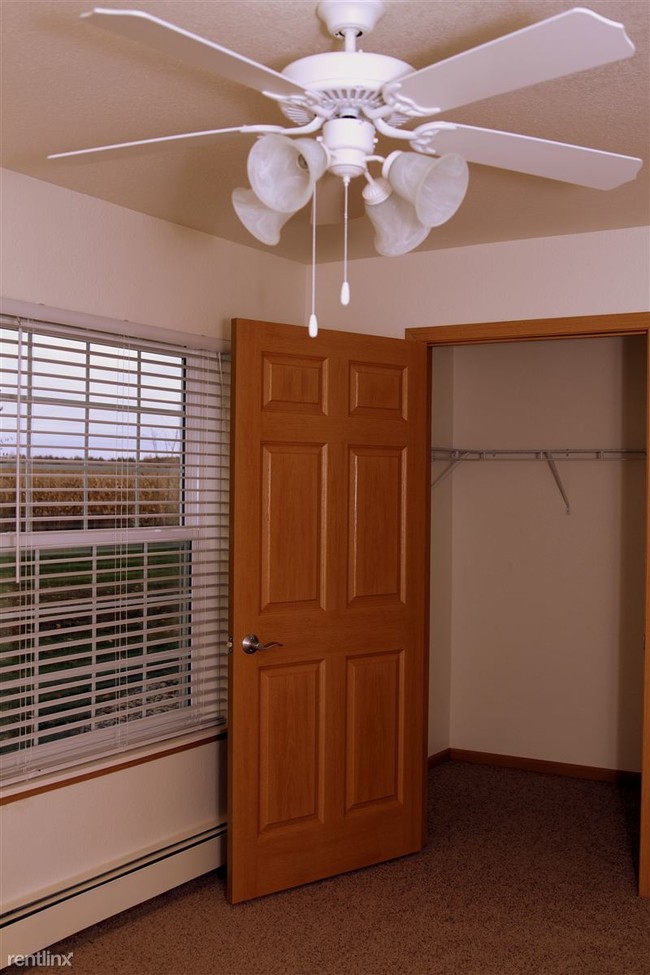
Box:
[429,335,647,775]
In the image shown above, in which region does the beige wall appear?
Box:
[0,169,306,962]
[2,169,649,957]
[5,170,647,345]
[431,337,646,770]
[1,169,306,341]
[428,349,454,756]
[2,737,227,908]
[312,227,650,334]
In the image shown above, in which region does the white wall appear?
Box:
[431,337,646,771]
[312,227,650,334]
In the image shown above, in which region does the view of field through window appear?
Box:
[1,332,184,531]
[0,322,227,776]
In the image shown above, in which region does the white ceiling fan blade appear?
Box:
[389,8,635,116]
[48,125,249,159]
[423,124,642,190]
[82,7,306,98]
[48,117,325,160]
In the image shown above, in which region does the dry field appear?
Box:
[0,457,181,532]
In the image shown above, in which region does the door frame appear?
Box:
[406,311,650,898]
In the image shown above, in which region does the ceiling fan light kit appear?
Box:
[231,187,290,247]
[247,135,328,212]
[363,180,430,257]
[382,151,470,228]
[48,0,643,336]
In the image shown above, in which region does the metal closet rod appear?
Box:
[430,446,647,515]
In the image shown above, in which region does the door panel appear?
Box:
[228,319,429,903]
[348,446,405,603]
[349,361,407,419]
[258,659,325,831]
[346,649,404,810]
[260,443,326,610]
[262,353,327,414]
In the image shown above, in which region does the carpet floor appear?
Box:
[13,761,650,975]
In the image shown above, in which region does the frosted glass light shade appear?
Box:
[248,135,328,213]
[232,187,293,245]
[385,152,469,227]
[363,178,430,256]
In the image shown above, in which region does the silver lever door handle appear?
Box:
[242,633,284,655]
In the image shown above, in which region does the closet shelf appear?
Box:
[431,447,646,514]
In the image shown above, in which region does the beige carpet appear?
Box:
[11,762,650,975]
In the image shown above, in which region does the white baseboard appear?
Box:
[1,825,226,968]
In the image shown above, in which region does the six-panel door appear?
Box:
[228,320,429,903]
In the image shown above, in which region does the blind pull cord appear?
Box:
[14,323,23,584]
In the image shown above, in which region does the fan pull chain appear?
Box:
[308,183,318,338]
[340,176,350,306]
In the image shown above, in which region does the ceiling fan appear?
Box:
[49,1,643,334]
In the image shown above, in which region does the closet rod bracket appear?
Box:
[544,452,570,515]
[430,451,470,490]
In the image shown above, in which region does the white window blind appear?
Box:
[0,314,230,785]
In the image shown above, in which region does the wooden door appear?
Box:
[227,319,430,903]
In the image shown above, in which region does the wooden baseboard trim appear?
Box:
[427,748,641,784]
[427,749,451,769]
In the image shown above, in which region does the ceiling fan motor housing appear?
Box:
[321,117,376,177]
[282,51,412,97]
[280,51,413,127]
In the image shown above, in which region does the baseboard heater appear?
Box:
[1,823,227,966]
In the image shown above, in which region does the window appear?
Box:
[0,314,230,785]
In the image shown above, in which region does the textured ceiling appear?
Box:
[1,0,648,263]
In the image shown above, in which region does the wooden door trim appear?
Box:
[406,312,650,346]
[407,311,650,898]
[639,338,650,897]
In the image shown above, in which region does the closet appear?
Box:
[429,334,647,775]
[406,312,650,897]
